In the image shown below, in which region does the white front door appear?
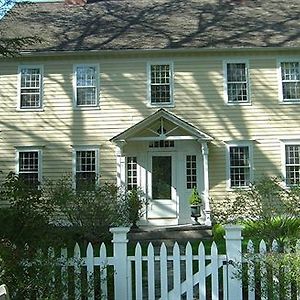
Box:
[147,152,177,219]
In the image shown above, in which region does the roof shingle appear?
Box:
[0,0,299,53]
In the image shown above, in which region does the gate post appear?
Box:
[110,227,130,300]
[224,224,243,300]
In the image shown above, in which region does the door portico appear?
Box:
[111,109,213,226]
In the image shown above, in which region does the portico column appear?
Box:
[201,142,211,226]
[115,141,126,186]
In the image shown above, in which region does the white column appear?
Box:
[224,225,243,300]
[110,227,130,300]
[115,141,126,186]
[201,142,211,226]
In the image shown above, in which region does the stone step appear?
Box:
[128,224,212,245]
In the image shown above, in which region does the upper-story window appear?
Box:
[148,63,173,106]
[226,142,252,188]
[280,62,300,102]
[17,149,42,187]
[224,61,249,104]
[74,64,99,107]
[73,147,99,190]
[19,66,43,109]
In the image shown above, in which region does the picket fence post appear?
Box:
[224,224,243,300]
[110,227,130,300]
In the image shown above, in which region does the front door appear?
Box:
[147,153,177,219]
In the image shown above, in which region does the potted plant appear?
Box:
[127,188,146,230]
[189,187,202,224]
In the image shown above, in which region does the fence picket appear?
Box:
[198,242,206,300]
[48,247,55,294]
[247,240,255,300]
[160,243,168,299]
[74,243,82,300]
[99,243,108,300]
[185,242,194,300]
[271,240,280,300]
[86,243,94,300]
[147,243,155,300]
[61,247,68,300]
[135,243,143,300]
[173,242,181,298]
[211,242,219,300]
[259,240,267,300]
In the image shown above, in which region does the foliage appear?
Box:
[188,187,202,205]
[127,188,147,228]
[0,172,145,298]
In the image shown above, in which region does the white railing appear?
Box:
[32,225,299,300]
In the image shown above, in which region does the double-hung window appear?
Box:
[19,66,43,109]
[126,157,138,190]
[148,63,173,105]
[17,149,41,187]
[186,155,197,189]
[74,64,99,107]
[73,147,99,190]
[284,144,300,185]
[280,61,300,102]
[224,61,249,104]
[227,143,252,188]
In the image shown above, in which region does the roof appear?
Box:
[0,0,300,53]
[111,108,213,142]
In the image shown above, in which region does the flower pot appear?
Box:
[190,205,201,217]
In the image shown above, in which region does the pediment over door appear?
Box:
[110,108,213,143]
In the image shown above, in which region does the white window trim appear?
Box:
[17,65,44,111]
[72,145,100,189]
[223,59,251,105]
[73,64,100,109]
[277,58,300,104]
[147,61,174,107]
[225,141,253,190]
[15,147,43,184]
[280,139,300,187]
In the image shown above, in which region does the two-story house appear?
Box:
[0,0,299,227]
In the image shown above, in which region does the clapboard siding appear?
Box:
[1,49,300,206]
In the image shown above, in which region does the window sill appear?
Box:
[226,102,252,106]
[16,108,44,112]
[279,100,300,105]
[74,106,101,111]
[147,103,175,108]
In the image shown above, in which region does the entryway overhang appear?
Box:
[110,109,213,227]
[110,108,213,144]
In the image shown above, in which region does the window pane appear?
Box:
[127,156,137,190]
[20,68,41,108]
[227,63,248,103]
[150,64,171,104]
[285,145,300,185]
[18,151,39,187]
[229,146,250,187]
[76,150,96,190]
[281,62,300,101]
[186,155,197,189]
[76,66,97,106]
[152,156,171,199]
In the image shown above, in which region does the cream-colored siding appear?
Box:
[1,49,300,209]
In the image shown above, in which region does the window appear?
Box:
[74,65,98,107]
[149,140,174,148]
[285,145,300,185]
[17,149,41,187]
[186,155,197,189]
[280,62,300,102]
[19,66,42,109]
[148,63,173,105]
[227,144,252,188]
[225,62,249,104]
[73,148,99,190]
[126,157,137,190]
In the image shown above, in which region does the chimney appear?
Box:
[65,0,87,6]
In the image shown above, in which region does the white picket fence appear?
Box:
[38,225,299,300]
